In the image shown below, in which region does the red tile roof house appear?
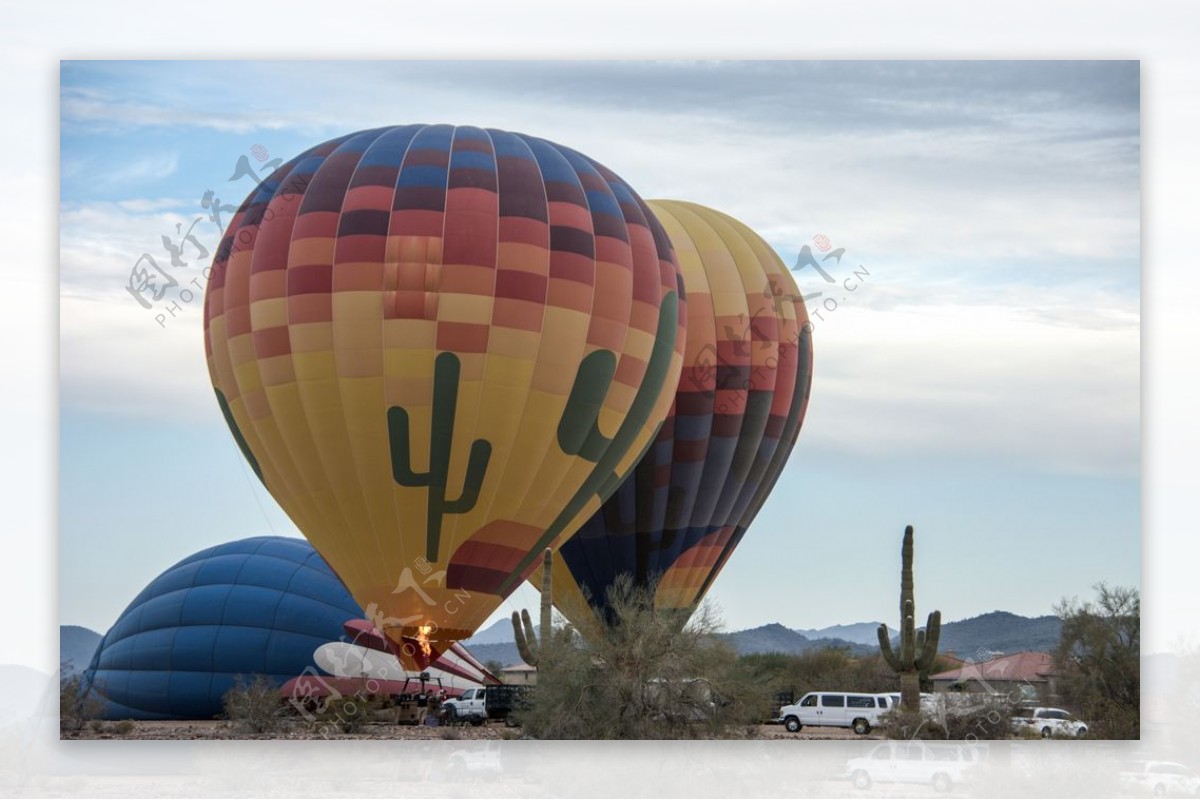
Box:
[929,651,1061,706]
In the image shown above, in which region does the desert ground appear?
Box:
[63,719,868,741]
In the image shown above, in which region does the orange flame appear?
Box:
[416,624,433,659]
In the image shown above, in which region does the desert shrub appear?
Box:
[313,695,379,734]
[517,577,768,739]
[882,696,1017,740]
[60,673,105,734]
[438,726,461,740]
[113,719,136,735]
[221,674,286,734]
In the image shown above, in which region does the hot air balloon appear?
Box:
[80,537,363,720]
[203,125,686,667]
[543,200,813,623]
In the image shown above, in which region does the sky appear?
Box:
[58,60,1140,644]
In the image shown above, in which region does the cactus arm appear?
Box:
[514,608,539,666]
[513,610,536,666]
[510,610,524,653]
[916,611,943,672]
[878,624,903,671]
[557,350,618,461]
[387,406,429,486]
[926,610,942,652]
[443,439,492,514]
[428,351,460,489]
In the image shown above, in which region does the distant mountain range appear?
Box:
[60,625,103,676]
[935,611,1062,658]
[720,623,877,656]
[466,618,520,646]
[794,622,884,646]
[461,611,1065,667]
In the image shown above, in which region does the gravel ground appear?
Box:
[63,720,876,741]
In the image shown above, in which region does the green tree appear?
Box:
[1053,583,1139,739]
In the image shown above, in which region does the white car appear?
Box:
[1011,707,1088,738]
[1118,760,1200,797]
[844,741,984,792]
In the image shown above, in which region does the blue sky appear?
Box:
[58,60,1140,641]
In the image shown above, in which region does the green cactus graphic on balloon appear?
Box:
[388,351,493,562]
[496,290,680,595]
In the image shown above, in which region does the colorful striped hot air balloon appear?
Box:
[544,200,812,622]
[203,125,686,666]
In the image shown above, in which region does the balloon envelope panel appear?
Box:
[203,125,685,652]
[551,200,813,621]
[81,537,363,720]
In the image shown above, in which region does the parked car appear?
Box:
[779,691,889,735]
[844,740,985,792]
[1118,760,1200,797]
[1011,707,1088,738]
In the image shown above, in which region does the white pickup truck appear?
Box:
[442,687,489,724]
[1010,707,1088,738]
[441,685,527,726]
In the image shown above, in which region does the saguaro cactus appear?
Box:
[388,351,493,562]
[877,525,942,711]
[513,548,556,667]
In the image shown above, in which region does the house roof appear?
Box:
[938,652,969,668]
[929,651,1057,683]
[500,663,537,672]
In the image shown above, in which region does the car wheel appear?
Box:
[471,716,484,727]
[851,770,871,790]
[1076,726,1087,737]
[444,706,458,724]
[852,718,871,736]
[1041,726,1052,738]
[784,716,802,733]
[932,773,952,793]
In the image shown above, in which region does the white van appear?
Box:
[780,691,888,735]
[844,741,985,791]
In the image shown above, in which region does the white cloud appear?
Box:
[800,299,1139,477]
[60,292,213,420]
